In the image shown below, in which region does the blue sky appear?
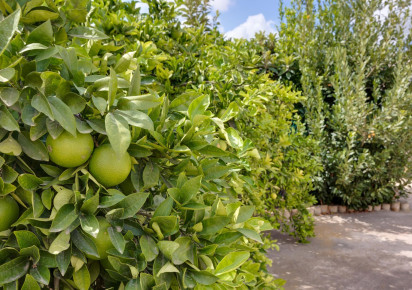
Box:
[135,0,292,39]
[210,0,291,38]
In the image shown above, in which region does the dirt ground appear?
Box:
[267,195,412,290]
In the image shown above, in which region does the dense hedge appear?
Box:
[257,0,412,209]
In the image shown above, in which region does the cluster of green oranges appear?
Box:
[46,131,132,187]
[0,132,131,257]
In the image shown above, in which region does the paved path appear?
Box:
[267,195,412,290]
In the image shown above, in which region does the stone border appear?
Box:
[307,201,410,216]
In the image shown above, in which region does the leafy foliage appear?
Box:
[272,0,412,208]
[0,0,284,288]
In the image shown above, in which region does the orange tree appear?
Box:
[0,0,284,289]
[88,0,321,242]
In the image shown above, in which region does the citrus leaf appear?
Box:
[26,19,53,45]
[71,229,99,259]
[143,162,159,188]
[0,106,20,131]
[32,93,54,121]
[199,216,230,236]
[188,94,209,120]
[21,274,40,290]
[80,193,99,215]
[56,249,71,276]
[0,135,22,155]
[105,112,131,157]
[189,270,219,285]
[49,231,70,255]
[73,265,90,290]
[48,96,77,137]
[17,174,43,191]
[49,204,78,232]
[0,88,19,106]
[0,256,30,285]
[80,215,99,238]
[30,265,50,285]
[107,227,125,254]
[119,192,149,219]
[18,132,49,161]
[236,228,263,243]
[0,9,20,55]
[14,231,41,249]
[115,110,154,131]
[215,251,250,275]
[139,235,158,262]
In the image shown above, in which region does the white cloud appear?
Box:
[225,14,275,40]
[135,2,149,14]
[210,0,233,12]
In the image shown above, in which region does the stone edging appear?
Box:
[307,201,410,216]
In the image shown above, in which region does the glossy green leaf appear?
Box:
[80,193,99,215]
[128,65,141,95]
[200,216,230,236]
[0,256,30,285]
[49,204,78,232]
[80,214,99,238]
[189,270,219,285]
[26,19,53,45]
[49,231,71,255]
[157,262,179,276]
[21,8,59,24]
[0,68,15,82]
[143,162,159,188]
[0,88,19,106]
[188,94,209,120]
[139,235,158,262]
[157,241,179,260]
[215,251,250,275]
[0,9,20,56]
[0,106,19,131]
[73,265,90,290]
[115,110,154,131]
[71,229,99,259]
[31,94,54,121]
[153,197,173,217]
[30,265,50,285]
[150,216,178,237]
[18,132,49,161]
[48,96,77,137]
[17,174,43,191]
[56,249,71,276]
[105,112,131,156]
[21,274,40,290]
[236,228,263,243]
[0,135,21,155]
[107,227,125,254]
[119,192,149,219]
[14,231,41,249]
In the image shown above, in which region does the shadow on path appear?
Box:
[267,195,412,290]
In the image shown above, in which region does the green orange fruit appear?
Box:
[87,217,114,260]
[0,196,19,232]
[46,131,94,168]
[89,144,131,187]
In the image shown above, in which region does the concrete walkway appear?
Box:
[267,195,412,290]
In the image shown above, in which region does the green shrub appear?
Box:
[0,0,285,288]
[274,0,412,208]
